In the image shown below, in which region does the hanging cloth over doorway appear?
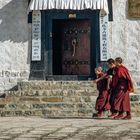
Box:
[28,0,109,13]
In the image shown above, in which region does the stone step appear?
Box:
[0,102,95,110]
[0,109,94,118]
[0,106,139,118]
[0,81,140,118]
[2,92,140,102]
[3,94,138,105]
[0,94,140,117]
[5,89,97,97]
[15,96,95,103]
[0,96,96,107]
[17,81,96,91]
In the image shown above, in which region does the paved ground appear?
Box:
[0,117,140,140]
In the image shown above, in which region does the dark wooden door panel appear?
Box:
[62,20,90,75]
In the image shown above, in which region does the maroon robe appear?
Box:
[111,65,134,112]
[95,73,111,111]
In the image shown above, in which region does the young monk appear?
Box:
[111,57,134,119]
[105,59,118,118]
[93,66,111,117]
[95,59,116,86]
[94,58,117,118]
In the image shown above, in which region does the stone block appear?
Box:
[0,110,44,117]
[32,104,48,109]
[41,97,63,102]
[0,104,5,108]
[5,91,21,97]
[130,94,140,102]
[7,104,17,110]
[19,97,40,102]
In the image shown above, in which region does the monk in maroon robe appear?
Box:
[105,59,118,117]
[93,67,111,117]
[111,57,134,119]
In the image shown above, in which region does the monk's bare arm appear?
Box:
[94,73,108,83]
[107,76,112,90]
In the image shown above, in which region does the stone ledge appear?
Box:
[18,81,96,91]
[4,90,97,97]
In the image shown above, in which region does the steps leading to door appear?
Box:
[0,81,140,117]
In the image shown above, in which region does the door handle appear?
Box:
[50,32,52,37]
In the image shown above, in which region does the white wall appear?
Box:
[0,0,30,91]
[0,0,140,91]
[109,0,140,90]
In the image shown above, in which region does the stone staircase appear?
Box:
[0,81,140,118]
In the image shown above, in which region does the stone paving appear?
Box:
[0,117,140,140]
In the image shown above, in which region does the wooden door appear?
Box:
[62,19,90,75]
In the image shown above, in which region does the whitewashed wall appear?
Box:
[108,0,140,91]
[0,0,30,91]
[0,0,140,91]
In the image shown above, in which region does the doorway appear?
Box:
[44,10,100,80]
[53,19,91,76]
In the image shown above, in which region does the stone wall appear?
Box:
[0,0,30,91]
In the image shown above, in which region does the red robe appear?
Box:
[111,65,133,112]
[95,73,111,111]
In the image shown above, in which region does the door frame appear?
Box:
[43,10,100,80]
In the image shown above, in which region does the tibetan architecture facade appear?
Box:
[0,0,140,91]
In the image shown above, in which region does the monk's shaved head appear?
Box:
[115,57,123,64]
[107,58,115,64]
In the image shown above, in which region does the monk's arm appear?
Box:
[94,73,108,83]
[107,76,112,90]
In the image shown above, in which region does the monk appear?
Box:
[94,59,116,86]
[111,57,134,120]
[93,59,116,118]
[93,66,111,117]
[105,59,118,117]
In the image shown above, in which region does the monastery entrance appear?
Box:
[30,10,100,80]
[45,10,100,80]
[53,19,91,76]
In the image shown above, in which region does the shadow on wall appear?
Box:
[125,0,128,19]
[0,0,31,63]
[0,0,29,42]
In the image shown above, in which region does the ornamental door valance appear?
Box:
[28,0,109,13]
